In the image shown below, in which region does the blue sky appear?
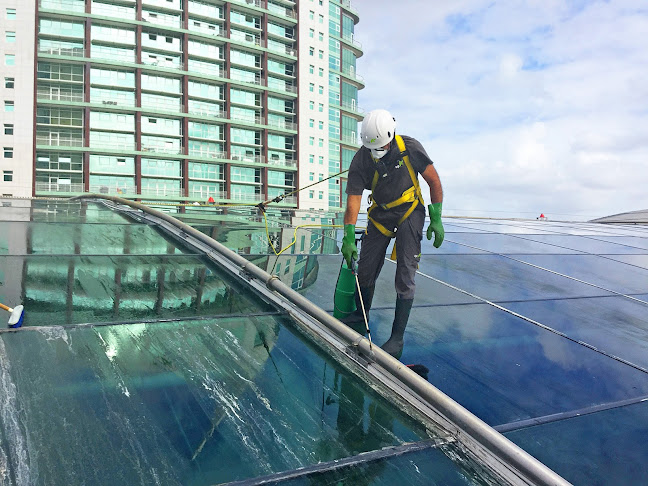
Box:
[354,0,648,220]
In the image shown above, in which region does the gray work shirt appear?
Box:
[346,135,433,225]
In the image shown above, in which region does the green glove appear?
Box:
[341,224,358,266]
[426,203,444,248]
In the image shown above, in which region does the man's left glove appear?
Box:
[341,224,358,267]
[426,203,444,248]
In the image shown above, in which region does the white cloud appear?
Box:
[354,0,648,220]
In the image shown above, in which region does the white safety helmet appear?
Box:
[360,109,396,151]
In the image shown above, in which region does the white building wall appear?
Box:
[298,2,329,210]
[0,0,36,198]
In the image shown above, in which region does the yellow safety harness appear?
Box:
[367,135,425,239]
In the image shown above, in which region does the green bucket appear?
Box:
[333,261,357,319]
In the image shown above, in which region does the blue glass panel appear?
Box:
[505,297,648,369]
[443,222,491,234]
[417,255,615,302]
[519,234,646,254]
[586,236,648,251]
[366,304,648,426]
[446,221,561,235]
[0,316,431,485]
[0,199,131,224]
[514,254,648,294]
[504,401,648,486]
[433,233,582,254]
[605,254,648,270]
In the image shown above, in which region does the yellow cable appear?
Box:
[263,211,343,256]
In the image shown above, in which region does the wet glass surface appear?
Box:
[368,304,648,426]
[504,401,648,486]
[604,254,648,270]
[0,316,430,485]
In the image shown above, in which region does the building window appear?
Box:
[309,83,314,92]
[309,136,314,146]
[4,124,13,135]
[309,28,314,38]
[318,121,324,130]
[3,171,12,182]
[5,54,15,66]
[319,156,324,164]
[309,118,314,128]
[318,138,323,148]
[318,85,324,95]
[309,101,314,110]
[5,78,14,89]
[309,190,314,198]
[309,11,314,20]
[319,14,324,23]
[6,8,16,20]
[5,32,15,42]
[309,47,314,56]
[318,50,324,59]
[4,101,14,112]
[4,147,13,158]
[309,65,314,74]
[309,172,314,181]
[318,191,324,200]
[319,32,324,41]
[318,67,324,77]
[318,103,324,112]
[309,154,314,164]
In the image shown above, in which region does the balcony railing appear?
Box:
[35,182,85,193]
[267,119,297,131]
[230,154,265,164]
[37,88,84,103]
[36,135,84,147]
[39,0,85,13]
[38,46,85,58]
[34,183,299,205]
[141,145,183,155]
[230,193,264,202]
[340,101,363,113]
[91,141,137,151]
[268,158,297,168]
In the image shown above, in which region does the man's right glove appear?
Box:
[341,224,358,267]
[426,203,445,248]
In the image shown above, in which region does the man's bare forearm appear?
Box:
[344,194,362,225]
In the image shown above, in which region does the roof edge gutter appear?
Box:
[73,195,571,486]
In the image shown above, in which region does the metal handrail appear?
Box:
[71,194,572,486]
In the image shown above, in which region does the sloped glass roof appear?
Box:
[2,198,647,485]
[0,199,496,486]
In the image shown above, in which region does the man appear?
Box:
[341,109,444,358]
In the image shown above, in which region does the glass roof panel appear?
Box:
[417,255,615,302]
[593,254,648,271]
[435,233,583,254]
[368,304,648,426]
[512,254,648,294]
[504,401,648,486]
[0,316,433,485]
[518,234,647,254]
[505,296,648,369]
[0,254,275,327]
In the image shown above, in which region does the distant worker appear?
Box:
[341,109,444,358]
[208,196,215,205]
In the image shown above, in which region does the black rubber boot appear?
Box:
[381,298,414,359]
[340,286,375,330]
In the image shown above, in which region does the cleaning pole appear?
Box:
[0,303,24,328]
[350,259,372,350]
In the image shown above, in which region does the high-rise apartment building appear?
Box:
[0,0,363,210]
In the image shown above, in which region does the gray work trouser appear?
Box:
[357,207,425,300]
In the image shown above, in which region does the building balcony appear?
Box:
[267,158,297,168]
[39,0,85,13]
